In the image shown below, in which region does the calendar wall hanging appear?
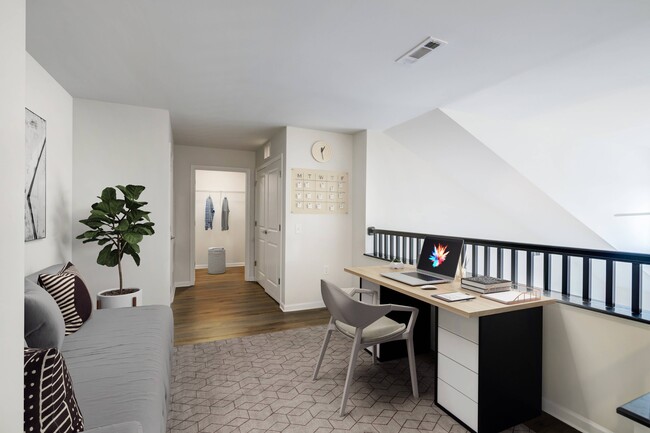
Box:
[291,169,348,214]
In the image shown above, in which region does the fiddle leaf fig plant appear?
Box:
[76,185,155,293]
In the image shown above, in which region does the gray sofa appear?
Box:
[24,264,174,433]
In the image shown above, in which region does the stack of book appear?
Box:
[461,276,512,294]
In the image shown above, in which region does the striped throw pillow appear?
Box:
[38,273,84,335]
[24,347,84,433]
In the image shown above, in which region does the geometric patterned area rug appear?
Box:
[168,326,534,433]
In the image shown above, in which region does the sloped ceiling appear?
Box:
[443,22,650,253]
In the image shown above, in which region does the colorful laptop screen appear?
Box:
[416,236,465,278]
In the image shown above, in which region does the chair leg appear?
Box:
[406,336,419,399]
[313,327,334,381]
[372,344,378,365]
[340,332,362,416]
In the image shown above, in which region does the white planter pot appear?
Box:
[97,288,142,309]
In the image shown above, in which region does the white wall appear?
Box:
[72,99,172,306]
[194,170,246,267]
[174,145,256,286]
[282,126,355,311]
[25,53,73,275]
[543,304,650,433]
[0,1,25,430]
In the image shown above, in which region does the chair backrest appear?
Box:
[321,280,390,329]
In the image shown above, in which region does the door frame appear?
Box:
[255,154,284,305]
[189,165,255,286]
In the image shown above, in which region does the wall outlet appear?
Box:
[323,265,329,275]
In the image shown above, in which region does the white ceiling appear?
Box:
[26,0,650,151]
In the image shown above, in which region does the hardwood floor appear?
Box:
[172,267,578,433]
[171,267,330,346]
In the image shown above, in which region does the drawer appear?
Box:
[438,308,478,343]
[438,328,478,373]
[438,353,478,402]
[438,378,478,432]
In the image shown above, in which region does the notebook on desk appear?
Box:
[381,235,464,286]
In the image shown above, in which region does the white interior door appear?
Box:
[255,159,282,303]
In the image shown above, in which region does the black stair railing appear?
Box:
[366,227,649,324]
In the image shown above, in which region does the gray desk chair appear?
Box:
[313,279,419,416]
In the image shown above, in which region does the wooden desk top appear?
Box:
[345,265,556,319]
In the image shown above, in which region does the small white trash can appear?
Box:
[208,247,226,274]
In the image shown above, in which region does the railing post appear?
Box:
[543,253,551,292]
[605,260,615,308]
[582,258,592,302]
[472,244,478,277]
[562,255,570,296]
[632,263,641,315]
[526,251,534,287]
[484,246,491,276]
[511,249,518,283]
[497,248,504,279]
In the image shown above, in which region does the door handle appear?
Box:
[263,230,268,234]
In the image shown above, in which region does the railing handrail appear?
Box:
[366,226,649,324]
[368,227,650,264]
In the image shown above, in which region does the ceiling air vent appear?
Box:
[395,37,447,65]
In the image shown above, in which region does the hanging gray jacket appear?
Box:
[221,197,230,231]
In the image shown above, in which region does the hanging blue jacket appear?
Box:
[205,196,215,230]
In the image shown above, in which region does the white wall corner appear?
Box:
[543,398,615,433]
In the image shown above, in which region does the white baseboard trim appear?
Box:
[175,281,192,288]
[543,398,614,433]
[194,262,245,270]
[280,301,325,312]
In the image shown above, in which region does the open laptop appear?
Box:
[381,236,464,286]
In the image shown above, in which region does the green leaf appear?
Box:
[115,219,129,232]
[116,185,145,200]
[82,230,98,239]
[97,239,110,246]
[107,199,125,216]
[97,244,119,267]
[92,201,112,214]
[100,187,117,202]
[123,232,143,245]
[79,219,105,229]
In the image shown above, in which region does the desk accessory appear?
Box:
[389,258,405,269]
[461,276,512,293]
[432,292,475,302]
[481,286,541,304]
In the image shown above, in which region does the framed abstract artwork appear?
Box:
[25,108,46,242]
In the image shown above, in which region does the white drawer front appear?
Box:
[438,328,479,373]
[438,353,478,402]
[438,378,478,431]
[438,308,478,343]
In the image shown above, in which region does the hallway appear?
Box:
[171,267,330,346]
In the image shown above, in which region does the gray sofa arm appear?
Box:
[83,421,143,433]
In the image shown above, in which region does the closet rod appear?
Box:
[196,189,245,193]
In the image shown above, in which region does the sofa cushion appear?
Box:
[60,262,93,322]
[24,347,85,433]
[24,279,65,350]
[39,273,86,335]
[36,263,92,335]
[62,306,173,433]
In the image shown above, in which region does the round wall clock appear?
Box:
[311,141,332,163]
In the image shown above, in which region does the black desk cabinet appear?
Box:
[436,307,543,433]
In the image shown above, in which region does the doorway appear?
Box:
[189,166,254,286]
